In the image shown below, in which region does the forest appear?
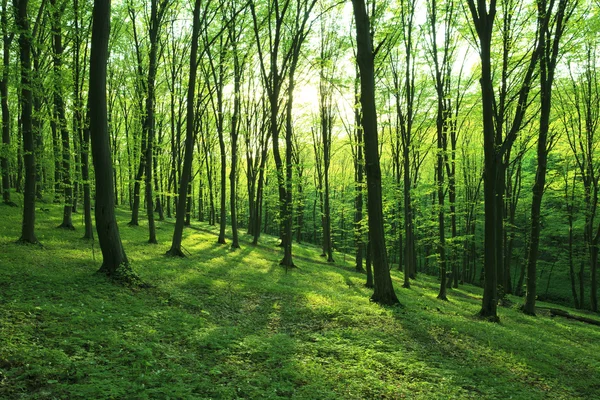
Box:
[1,0,600,397]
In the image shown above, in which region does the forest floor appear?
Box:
[1,200,599,399]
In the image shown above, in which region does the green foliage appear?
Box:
[1,202,599,399]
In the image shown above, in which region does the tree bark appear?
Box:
[89,0,134,281]
[14,0,38,244]
[352,0,398,305]
[166,0,201,257]
[143,0,167,244]
[467,0,498,321]
[51,0,75,230]
[524,0,572,315]
[1,0,14,206]
[229,27,242,249]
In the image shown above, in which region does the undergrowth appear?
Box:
[1,199,599,399]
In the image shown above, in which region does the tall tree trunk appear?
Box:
[229,31,241,249]
[252,144,268,245]
[127,7,147,227]
[524,0,572,315]
[353,102,365,273]
[217,75,227,245]
[1,0,14,206]
[51,0,74,230]
[81,110,93,239]
[467,0,498,321]
[143,0,169,244]
[352,67,365,273]
[166,0,201,256]
[14,0,37,244]
[90,0,135,281]
[352,0,399,305]
[279,68,296,268]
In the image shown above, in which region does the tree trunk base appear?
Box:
[217,238,227,245]
[403,282,411,289]
[279,259,297,269]
[231,243,240,250]
[477,310,500,323]
[128,221,139,227]
[58,223,75,230]
[16,237,40,246]
[165,248,186,257]
[437,294,448,301]
[3,201,18,207]
[370,293,400,306]
[520,303,536,316]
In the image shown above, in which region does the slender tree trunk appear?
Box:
[14,0,37,244]
[353,0,398,305]
[0,0,14,206]
[51,0,74,230]
[143,0,167,244]
[467,0,498,320]
[82,110,93,239]
[567,200,579,308]
[90,0,135,281]
[279,69,296,268]
[128,7,147,227]
[365,237,374,288]
[252,147,268,245]
[215,49,227,244]
[153,136,164,221]
[166,0,201,257]
[229,40,241,249]
[353,121,365,273]
[524,0,571,315]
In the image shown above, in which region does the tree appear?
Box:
[556,30,597,312]
[425,0,457,301]
[203,19,229,245]
[227,0,248,250]
[73,0,94,240]
[250,0,317,268]
[466,0,499,320]
[51,0,75,230]
[313,9,341,263]
[352,0,399,305]
[1,0,15,207]
[391,0,419,286]
[524,0,575,316]
[89,0,135,281]
[14,0,38,244]
[166,0,202,257]
[349,68,366,273]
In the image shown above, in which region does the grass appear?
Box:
[1,198,599,399]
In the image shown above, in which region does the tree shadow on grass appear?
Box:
[387,295,600,399]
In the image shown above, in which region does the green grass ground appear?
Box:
[1,200,599,399]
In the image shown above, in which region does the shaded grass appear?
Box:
[0,199,599,399]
